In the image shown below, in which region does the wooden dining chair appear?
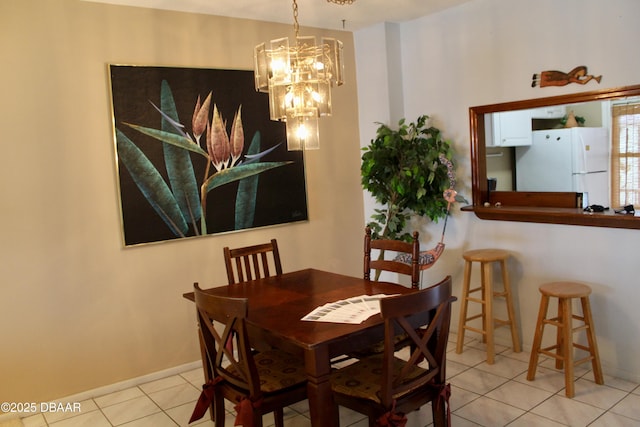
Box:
[364,226,421,289]
[364,226,446,290]
[330,276,456,427]
[356,227,425,358]
[223,239,283,285]
[189,284,307,427]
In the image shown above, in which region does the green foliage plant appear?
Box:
[361,115,462,242]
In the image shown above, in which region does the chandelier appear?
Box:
[254,0,345,150]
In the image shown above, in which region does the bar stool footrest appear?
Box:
[573,343,592,352]
[542,318,562,327]
[574,355,595,366]
[462,325,486,336]
[494,318,513,327]
[539,347,562,360]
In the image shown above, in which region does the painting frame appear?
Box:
[108,64,309,247]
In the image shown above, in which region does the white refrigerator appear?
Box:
[515,127,610,206]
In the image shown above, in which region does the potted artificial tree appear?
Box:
[361,115,463,243]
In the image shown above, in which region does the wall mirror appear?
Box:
[463,84,640,229]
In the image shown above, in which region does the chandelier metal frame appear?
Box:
[254,0,345,150]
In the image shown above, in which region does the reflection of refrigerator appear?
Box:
[515,128,610,206]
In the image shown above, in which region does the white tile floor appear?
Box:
[6,332,640,427]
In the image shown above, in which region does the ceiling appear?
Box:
[83,0,472,31]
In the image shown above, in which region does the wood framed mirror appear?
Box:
[462,84,640,229]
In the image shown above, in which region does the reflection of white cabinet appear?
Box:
[531,105,567,119]
[490,110,532,147]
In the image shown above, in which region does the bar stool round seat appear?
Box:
[463,248,510,263]
[527,281,604,398]
[456,248,521,364]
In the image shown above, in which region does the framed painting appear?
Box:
[109,65,308,246]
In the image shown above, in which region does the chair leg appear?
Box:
[197,331,215,422]
[561,297,575,398]
[274,408,284,427]
[527,294,549,381]
[456,260,472,354]
[214,395,226,426]
[431,397,447,427]
[581,296,604,385]
[253,410,264,427]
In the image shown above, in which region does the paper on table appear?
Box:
[301,294,398,324]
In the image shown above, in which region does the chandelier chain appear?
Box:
[292,0,299,38]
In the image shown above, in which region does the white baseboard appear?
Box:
[0,361,202,423]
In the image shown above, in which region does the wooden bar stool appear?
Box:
[527,281,604,398]
[456,248,520,364]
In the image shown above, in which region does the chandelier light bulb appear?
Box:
[296,123,310,139]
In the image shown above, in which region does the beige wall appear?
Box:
[0,0,363,403]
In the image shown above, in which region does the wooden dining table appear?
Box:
[183,268,417,427]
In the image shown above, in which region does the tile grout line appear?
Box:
[447,337,640,427]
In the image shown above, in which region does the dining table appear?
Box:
[183,268,417,427]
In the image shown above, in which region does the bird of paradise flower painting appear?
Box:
[109,66,308,246]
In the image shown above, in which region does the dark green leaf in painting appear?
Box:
[116,128,188,237]
[160,80,202,226]
[204,161,292,193]
[124,123,209,158]
[235,132,261,229]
